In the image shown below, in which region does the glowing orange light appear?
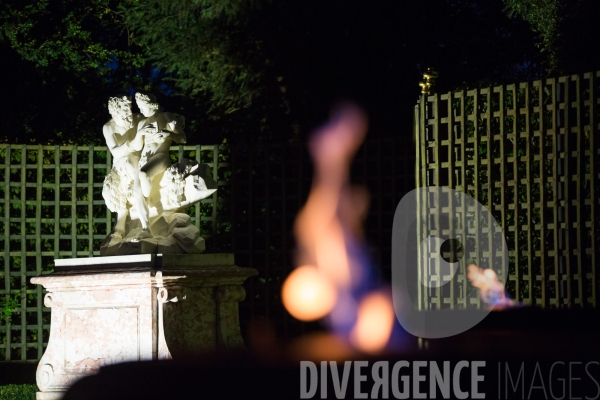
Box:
[468,263,515,309]
[315,223,351,286]
[350,292,394,354]
[282,265,338,321]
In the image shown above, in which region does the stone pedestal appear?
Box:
[31,254,257,400]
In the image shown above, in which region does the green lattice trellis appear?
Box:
[0,144,227,362]
[416,71,600,309]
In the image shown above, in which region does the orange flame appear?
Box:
[292,105,367,287]
[282,104,395,352]
[281,265,338,321]
[467,263,515,309]
[350,292,395,353]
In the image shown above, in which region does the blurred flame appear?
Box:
[314,222,351,286]
[281,265,338,321]
[467,263,516,309]
[350,292,395,354]
[292,104,367,287]
[282,104,395,352]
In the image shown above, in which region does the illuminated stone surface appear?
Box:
[32,254,257,399]
[101,94,217,255]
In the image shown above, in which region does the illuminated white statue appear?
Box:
[101,93,217,255]
[102,96,144,238]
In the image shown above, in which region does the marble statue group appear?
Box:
[100,93,217,255]
[32,93,254,399]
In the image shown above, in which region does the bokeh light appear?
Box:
[350,291,395,354]
[282,265,338,321]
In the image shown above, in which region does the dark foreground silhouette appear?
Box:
[61,308,600,400]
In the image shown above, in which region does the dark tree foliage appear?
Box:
[125,0,542,142]
[250,0,541,140]
[0,0,147,144]
[124,0,264,114]
[503,0,600,75]
[0,0,545,145]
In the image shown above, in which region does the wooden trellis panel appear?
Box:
[416,72,600,309]
[0,144,224,362]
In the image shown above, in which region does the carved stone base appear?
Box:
[31,254,257,399]
[100,213,206,256]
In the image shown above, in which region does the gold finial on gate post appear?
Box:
[419,68,438,95]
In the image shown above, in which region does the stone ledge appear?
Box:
[32,268,257,290]
[54,253,235,271]
[34,254,256,290]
